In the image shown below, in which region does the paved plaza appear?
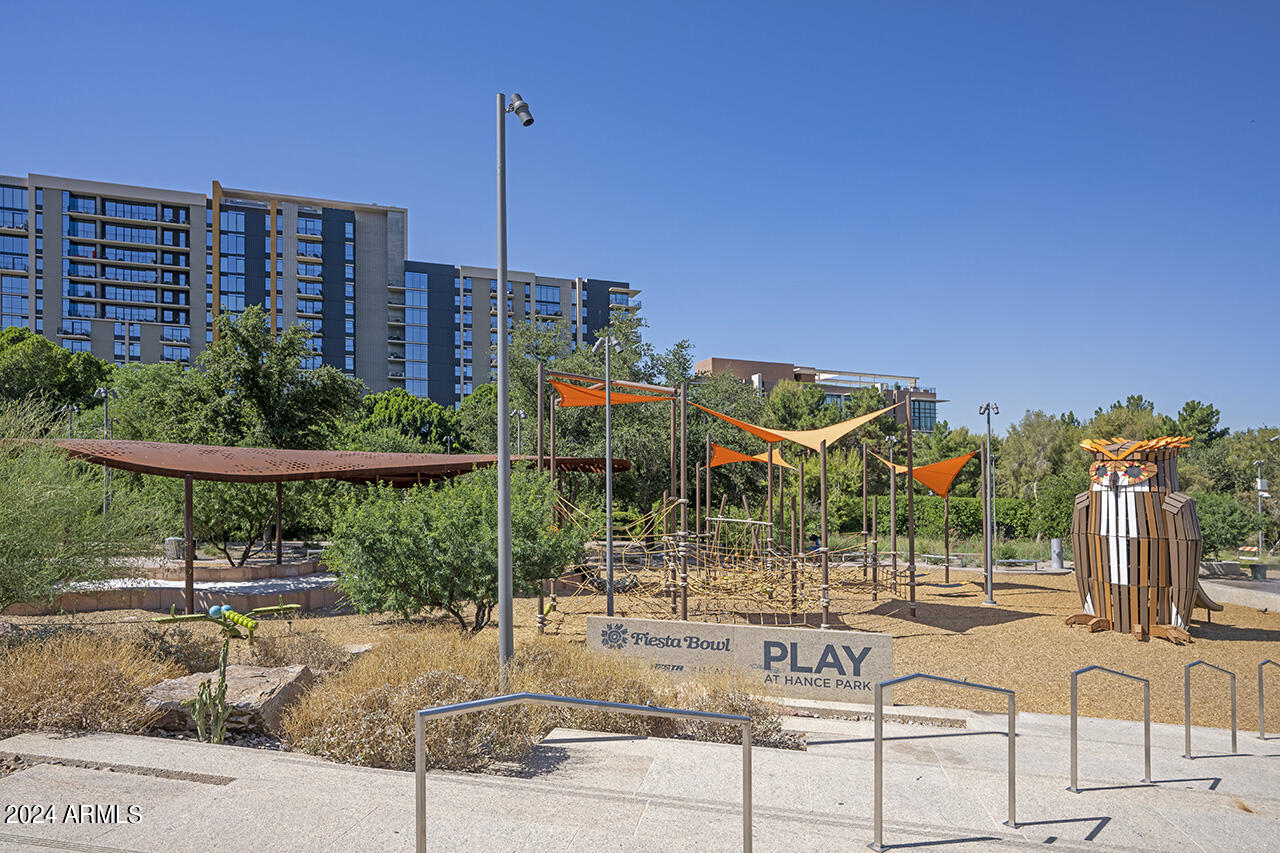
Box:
[1,702,1276,851]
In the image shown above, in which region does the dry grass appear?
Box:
[12,567,1278,737]
[282,629,792,772]
[0,631,181,739]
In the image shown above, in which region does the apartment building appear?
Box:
[0,172,638,406]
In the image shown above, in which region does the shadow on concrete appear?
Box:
[875,835,1005,850]
[865,599,1039,631]
[1015,815,1111,841]
[807,729,1009,747]
[1069,781,1156,793]
[1151,776,1221,790]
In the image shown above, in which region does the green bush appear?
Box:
[326,467,589,631]
[1193,491,1256,555]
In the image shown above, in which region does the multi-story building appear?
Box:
[0,172,638,406]
[694,357,941,431]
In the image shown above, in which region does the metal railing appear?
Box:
[1183,661,1237,758]
[1261,660,1279,740]
[1068,666,1150,791]
[871,674,1016,851]
[414,692,753,853]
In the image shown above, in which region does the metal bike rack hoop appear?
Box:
[1260,659,1279,741]
[870,673,1016,851]
[1183,661,1237,759]
[1068,665,1150,792]
[415,692,753,853]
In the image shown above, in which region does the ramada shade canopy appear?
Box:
[51,439,630,485]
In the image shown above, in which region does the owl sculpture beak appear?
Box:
[1108,471,1120,491]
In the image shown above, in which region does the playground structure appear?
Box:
[529,365,986,629]
[1068,436,1223,643]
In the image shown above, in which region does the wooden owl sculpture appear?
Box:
[1067,436,1220,644]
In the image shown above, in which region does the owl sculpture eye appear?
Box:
[1089,460,1158,486]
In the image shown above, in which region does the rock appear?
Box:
[341,642,375,659]
[144,664,313,735]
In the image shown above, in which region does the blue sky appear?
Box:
[8,2,1276,432]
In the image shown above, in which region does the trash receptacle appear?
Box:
[164,537,184,560]
[1251,563,1268,581]
[1050,539,1064,569]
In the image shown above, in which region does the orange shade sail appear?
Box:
[550,378,674,408]
[709,443,762,468]
[871,449,978,498]
[706,443,796,470]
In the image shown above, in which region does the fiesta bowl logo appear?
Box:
[600,623,629,650]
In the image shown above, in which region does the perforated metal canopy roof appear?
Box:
[51,439,629,485]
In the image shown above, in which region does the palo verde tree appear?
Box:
[0,402,157,612]
[326,467,589,631]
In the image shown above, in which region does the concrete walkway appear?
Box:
[1,706,1276,852]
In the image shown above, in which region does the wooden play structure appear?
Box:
[1067,436,1223,643]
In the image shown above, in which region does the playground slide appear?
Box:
[1195,580,1224,612]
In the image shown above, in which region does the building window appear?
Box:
[910,399,938,433]
[344,221,354,240]
[103,200,157,221]
[297,217,322,236]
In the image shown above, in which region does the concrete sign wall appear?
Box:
[586,616,893,704]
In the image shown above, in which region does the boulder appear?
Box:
[144,664,313,735]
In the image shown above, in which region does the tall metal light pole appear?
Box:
[61,404,78,438]
[511,409,526,457]
[94,388,117,518]
[594,334,622,615]
[1257,459,1267,556]
[979,402,999,606]
[496,92,534,676]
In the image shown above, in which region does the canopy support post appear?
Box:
[184,473,194,615]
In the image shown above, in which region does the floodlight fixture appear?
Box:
[509,93,534,127]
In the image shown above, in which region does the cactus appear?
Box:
[183,638,230,744]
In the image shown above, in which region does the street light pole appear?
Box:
[496,91,534,679]
[594,335,621,616]
[512,410,526,457]
[1257,459,1266,557]
[94,388,117,519]
[979,402,999,605]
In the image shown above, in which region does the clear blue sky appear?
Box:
[8,1,1276,433]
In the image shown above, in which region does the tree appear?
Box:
[997,410,1076,499]
[0,328,110,409]
[0,402,156,612]
[197,306,365,449]
[1193,492,1255,556]
[1176,400,1228,445]
[326,468,589,631]
[357,388,460,451]
[1088,396,1175,442]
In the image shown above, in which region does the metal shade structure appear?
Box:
[49,439,629,615]
[51,440,628,484]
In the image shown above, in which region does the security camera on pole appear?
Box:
[593,333,623,616]
[496,92,534,686]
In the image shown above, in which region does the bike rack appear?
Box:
[1261,660,1279,740]
[414,692,753,853]
[870,673,1016,851]
[1068,666,1150,792]
[1183,661,1237,758]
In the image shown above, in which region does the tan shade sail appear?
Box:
[693,401,901,451]
[753,446,795,470]
[50,440,629,485]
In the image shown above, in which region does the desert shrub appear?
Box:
[0,631,181,738]
[136,624,222,673]
[246,630,347,672]
[282,629,792,772]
